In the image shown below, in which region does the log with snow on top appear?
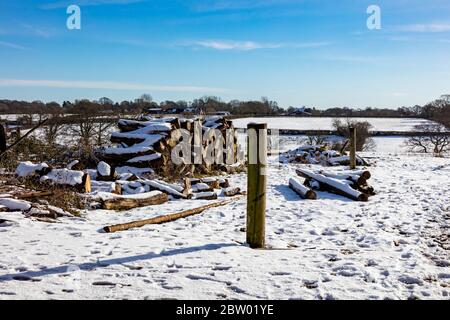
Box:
[191,183,213,193]
[125,153,162,168]
[110,132,166,146]
[16,162,91,193]
[318,171,367,187]
[296,168,369,202]
[328,155,368,167]
[0,198,32,212]
[289,178,317,200]
[16,161,50,177]
[100,191,169,211]
[118,120,173,133]
[40,169,91,193]
[193,191,218,200]
[336,170,371,180]
[140,179,189,199]
[96,161,118,181]
[221,187,241,197]
[190,177,229,189]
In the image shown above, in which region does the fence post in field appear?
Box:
[349,127,356,170]
[246,123,267,249]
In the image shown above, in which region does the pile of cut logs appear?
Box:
[289,168,375,202]
[100,115,244,177]
[280,145,369,167]
[95,173,242,211]
[14,160,243,212]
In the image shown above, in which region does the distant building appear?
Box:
[290,106,312,116]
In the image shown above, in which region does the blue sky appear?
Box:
[0,0,449,109]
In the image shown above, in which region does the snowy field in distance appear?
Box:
[233,117,435,132]
[237,133,409,154]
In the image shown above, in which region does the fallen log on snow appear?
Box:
[289,178,317,200]
[328,155,368,166]
[222,187,241,197]
[337,170,371,180]
[319,171,367,187]
[101,191,168,211]
[296,168,369,202]
[103,195,244,233]
[193,191,218,200]
[141,179,188,199]
[191,183,214,193]
[40,169,92,193]
[16,162,91,193]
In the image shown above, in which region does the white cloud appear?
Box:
[186,40,330,51]
[194,40,280,50]
[398,23,450,33]
[0,41,27,50]
[0,79,228,94]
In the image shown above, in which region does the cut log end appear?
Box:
[305,190,317,200]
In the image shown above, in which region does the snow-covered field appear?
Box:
[1,147,449,300]
[233,117,435,132]
[237,134,409,154]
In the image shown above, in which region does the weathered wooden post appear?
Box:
[349,127,356,170]
[246,123,267,249]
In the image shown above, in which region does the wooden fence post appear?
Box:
[246,123,267,249]
[349,127,356,170]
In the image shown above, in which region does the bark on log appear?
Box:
[101,191,168,211]
[296,168,369,202]
[193,192,218,200]
[103,196,243,233]
[289,178,317,200]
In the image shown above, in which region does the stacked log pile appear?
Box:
[100,116,244,177]
[290,168,375,202]
[280,145,369,167]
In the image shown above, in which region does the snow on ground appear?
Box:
[233,117,435,132]
[1,148,449,300]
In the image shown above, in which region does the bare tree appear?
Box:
[303,135,326,146]
[332,118,376,151]
[66,114,97,150]
[43,114,64,146]
[405,123,450,157]
[94,120,117,148]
